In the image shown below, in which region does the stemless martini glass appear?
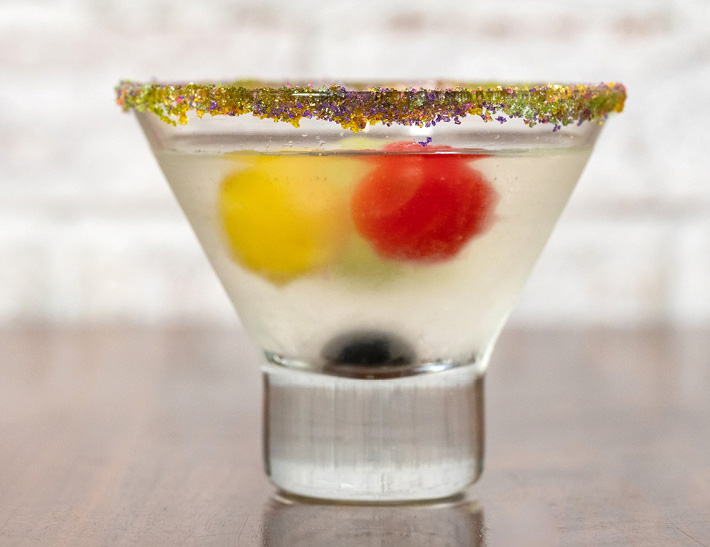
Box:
[116,80,625,502]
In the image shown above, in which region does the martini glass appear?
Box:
[117,81,625,502]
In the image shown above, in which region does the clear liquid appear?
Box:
[155,148,591,377]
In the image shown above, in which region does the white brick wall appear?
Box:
[1,0,709,327]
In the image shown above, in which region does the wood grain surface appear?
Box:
[1,327,708,546]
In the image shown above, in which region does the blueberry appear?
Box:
[321,331,415,368]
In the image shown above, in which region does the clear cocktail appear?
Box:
[117,81,625,501]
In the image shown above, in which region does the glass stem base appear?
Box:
[262,363,485,502]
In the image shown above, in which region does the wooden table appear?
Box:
[1,327,709,546]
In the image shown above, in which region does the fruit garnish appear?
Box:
[219,156,362,282]
[322,330,415,368]
[350,145,498,262]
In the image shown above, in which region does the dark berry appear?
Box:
[321,331,415,368]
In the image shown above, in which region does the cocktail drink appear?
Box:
[117,81,625,502]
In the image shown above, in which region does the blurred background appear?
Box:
[1,0,708,329]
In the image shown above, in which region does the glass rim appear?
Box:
[116,80,625,133]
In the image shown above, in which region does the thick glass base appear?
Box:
[263,363,484,502]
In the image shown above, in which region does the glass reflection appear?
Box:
[262,493,484,547]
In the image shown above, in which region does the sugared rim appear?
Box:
[115,80,626,132]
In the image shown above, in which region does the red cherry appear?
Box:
[351,144,497,262]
